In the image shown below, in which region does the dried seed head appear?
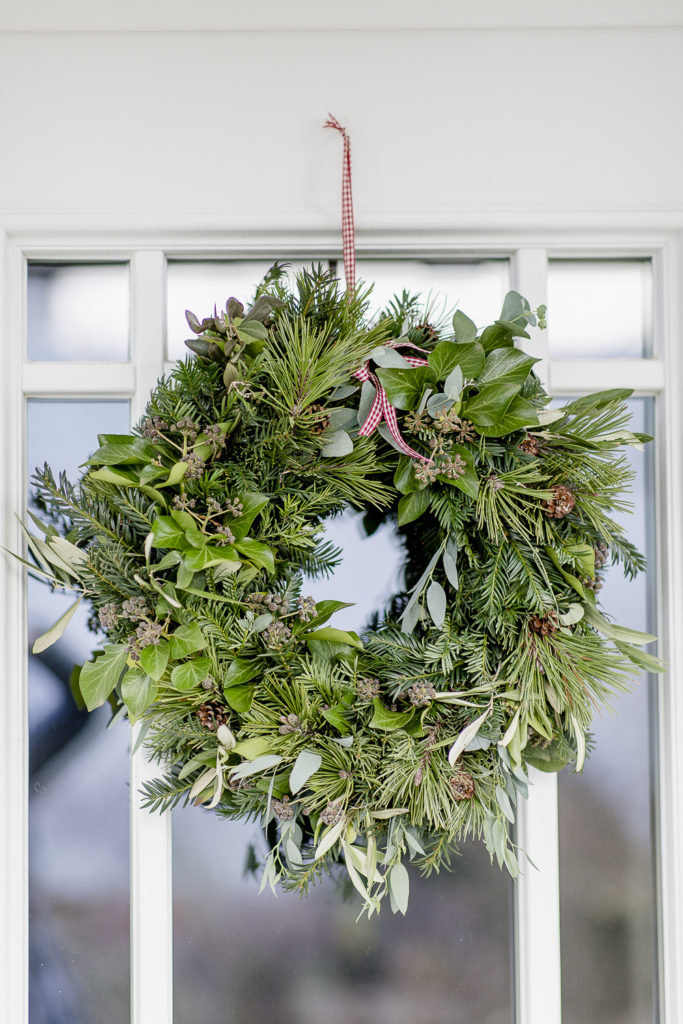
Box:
[407,680,438,707]
[356,677,381,701]
[320,801,345,826]
[271,795,295,822]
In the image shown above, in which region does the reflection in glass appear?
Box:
[353,260,510,327]
[170,259,515,1023]
[547,261,652,359]
[558,399,657,1024]
[27,263,130,361]
[28,400,131,1024]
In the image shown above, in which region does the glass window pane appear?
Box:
[27,263,130,361]
[558,398,658,1024]
[354,259,509,326]
[547,260,652,359]
[28,400,131,1024]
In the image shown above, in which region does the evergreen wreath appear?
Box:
[21,263,662,915]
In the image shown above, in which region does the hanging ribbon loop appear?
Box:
[325,113,431,462]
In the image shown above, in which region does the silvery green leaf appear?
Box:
[504,847,520,878]
[500,707,521,748]
[370,346,411,368]
[452,310,477,344]
[285,837,303,866]
[495,785,515,823]
[230,754,282,780]
[571,714,586,772]
[357,381,376,427]
[559,603,584,626]
[251,613,273,633]
[537,408,564,425]
[464,733,491,751]
[330,383,358,400]
[442,550,459,590]
[321,430,354,457]
[444,365,464,399]
[426,393,455,418]
[327,407,358,430]
[448,704,492,765]
[417,388,433,414]
[400,600,420,635]
[32,595,82,654]
[377,422,409,455]
[331,735,354,748]
[314,814,347,859]
[492,818,506,867]
[403,826,425,857]
[426,581,446,628]
[289,750,322,794]
[388,862,410,915]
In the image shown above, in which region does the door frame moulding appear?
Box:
[0,221,681,1024]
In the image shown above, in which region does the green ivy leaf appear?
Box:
[369,699,414,731]
[397,489,431,526]
[168,624,207,659]
[474,396,539,437]
[151,516,187,550]
[462,382,521,428]
[394,455,420,494]
[375,366,435,412]
[224,684,256,713]
[79,644,129,711]
[170,657,212,691]
[121,669,158,723]
[429,341,484,381]
[138,639,170,681]
[88,438,156,466]
[478,348,539,390]
[224,658,261,688]
[321,704,352,735]
[229,492,270,541]
[233,538,275,573]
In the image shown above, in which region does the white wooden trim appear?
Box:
[550,358,665,394]
[129,251,173,1024]
[511,248,562,1024]
[653,234,683,1024]
[0,234,29,1024]
[22,362,136,397]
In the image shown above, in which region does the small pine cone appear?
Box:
[308,403,331,435]
[519,436,540,455]
[415,460,439,484]
[320,801,345,826]
[543,484,576,519]
[271,795,295,822]
[529,610,560,636]
[594,543,609,570]
[449,771,475,801]
[407,680,438,707]
[356,677,381,701]
[197,700,230,731]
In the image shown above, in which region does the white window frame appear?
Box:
[1,225,681,1024]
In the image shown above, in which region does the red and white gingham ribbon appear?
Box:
[325,114,431,462]
[324,114,356,293]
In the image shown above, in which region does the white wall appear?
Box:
[0,24,681,228]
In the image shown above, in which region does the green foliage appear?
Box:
[17,264,661,918]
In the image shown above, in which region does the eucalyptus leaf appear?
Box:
[289,750,323,794]
[321,430,354,457]
[388,862,410,915]
[32,595,82,654]
[426,581,446,628]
